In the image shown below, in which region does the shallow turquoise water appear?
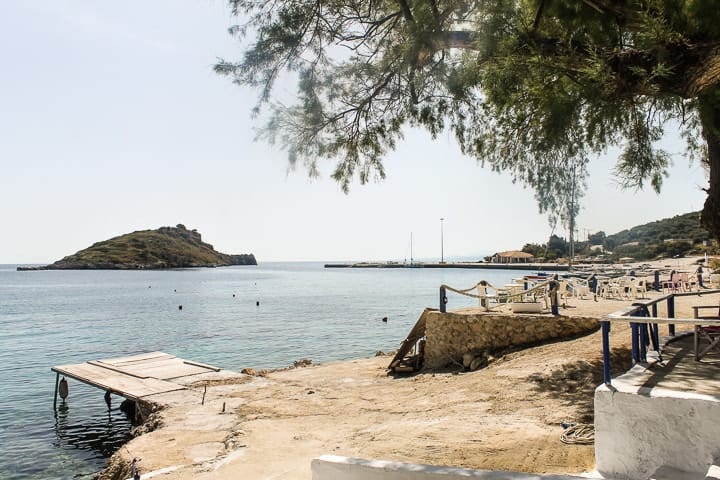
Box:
[0,262,531,478]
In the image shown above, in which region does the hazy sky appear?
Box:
[1,1,710,264]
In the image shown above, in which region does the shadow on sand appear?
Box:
[528,347,632,422]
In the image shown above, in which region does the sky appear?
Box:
[1,1,710,264]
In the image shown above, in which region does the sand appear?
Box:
[100,256,714,480]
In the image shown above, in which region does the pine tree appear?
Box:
[216,0,720,238]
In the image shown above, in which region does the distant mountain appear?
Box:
[583,211,713,261]
[17,224,257,270]
[606,211,711,247]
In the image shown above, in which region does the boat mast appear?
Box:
[410,232,413,266]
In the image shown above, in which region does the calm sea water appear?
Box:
[0,262,532,479]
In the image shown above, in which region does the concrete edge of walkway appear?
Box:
[311,455,601,480]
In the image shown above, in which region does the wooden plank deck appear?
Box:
[52,351,221,401]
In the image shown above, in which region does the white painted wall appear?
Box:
[311,455,594,480]
[595,382,720,479]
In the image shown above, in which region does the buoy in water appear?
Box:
[382,317,388,322]
[178,305,183,310]
[256,301,260,306]
[59,377,69,400]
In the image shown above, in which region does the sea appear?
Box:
[0,261,532,479]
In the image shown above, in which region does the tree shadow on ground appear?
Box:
[527,347,632,423]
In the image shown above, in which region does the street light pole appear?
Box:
[440,217,444,264]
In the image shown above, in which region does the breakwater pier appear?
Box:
[324,261,569,271]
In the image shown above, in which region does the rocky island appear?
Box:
[17,224,257,270]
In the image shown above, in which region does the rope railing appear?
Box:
[439,278,556,312]
[441,281,491,298]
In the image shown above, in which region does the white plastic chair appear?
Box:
[634,279,647,299]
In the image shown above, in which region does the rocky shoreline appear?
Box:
[16,259,255,271]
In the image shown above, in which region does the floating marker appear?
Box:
[59,377,69,400]
[178,305,183,310]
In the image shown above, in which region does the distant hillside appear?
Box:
[520,211,713,262]
[18,224,257,270]
[607,211,711,247]
[599,211,712,261]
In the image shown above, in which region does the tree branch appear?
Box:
[395,0,414,22]
[532,0,546,32]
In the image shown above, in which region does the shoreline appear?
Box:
[97,256,710,479]
[325,261,570,271]
[99,351,601,480]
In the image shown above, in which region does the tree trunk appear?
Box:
[700,92,720,241]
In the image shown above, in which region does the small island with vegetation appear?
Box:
[17,224,257,271]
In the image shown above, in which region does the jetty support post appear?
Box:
[53,371,60,410]
[602,321,612,385]
[667,295,676,336]
[439,286,447,313]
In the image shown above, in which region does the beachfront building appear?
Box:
[491,250,534,263]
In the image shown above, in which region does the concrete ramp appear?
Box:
[388,308,434,372]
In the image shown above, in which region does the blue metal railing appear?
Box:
[602,294,676,384]
[601,290,720,385]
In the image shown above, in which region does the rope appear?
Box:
[443,280,496,296]
[560,423,595,445]
[442,283,495,299]
[441,279,555,304]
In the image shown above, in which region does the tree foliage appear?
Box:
[588,230,606,246]
[216,0,720,238]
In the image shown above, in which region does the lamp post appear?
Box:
[440,217,445,264]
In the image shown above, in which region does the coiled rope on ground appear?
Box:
[560,423,595,445]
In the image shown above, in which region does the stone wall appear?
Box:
[423,311,599,369]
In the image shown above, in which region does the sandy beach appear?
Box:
[100,257,715,480]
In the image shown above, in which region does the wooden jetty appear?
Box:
[51,351,221,409]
